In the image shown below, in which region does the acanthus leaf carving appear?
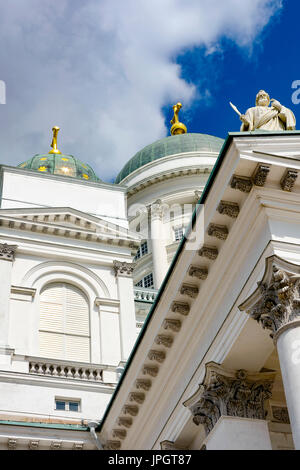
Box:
[280,169,298,192]
[171,301,190,316]
[155,334,173,348]
[188,265,208,280]
[135,379,152,391]
[217,201,239,219]
[185,363,275,437]
[252,164,271,187]
[148,349,166,363]
[230,175,253,193]
[163,318,181,332]
[180,284,199,298]
[207,224,228,241]
[198,246,218,260]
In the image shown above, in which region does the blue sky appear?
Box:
[0,0,298,182]
[169,0,298,140]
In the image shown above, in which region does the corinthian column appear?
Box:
[0,243,17,350]
[150,200,169,289]
[113,261,136,361]
[184,362,275,450]
[239,255,300,449]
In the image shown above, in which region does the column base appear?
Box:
[204,416,272,450]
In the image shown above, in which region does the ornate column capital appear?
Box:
[184,362,275,437]
[0,243,17,262]
[239,255,300,341]
[113,260,136,278]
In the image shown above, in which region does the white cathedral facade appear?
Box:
[1,107,300,450]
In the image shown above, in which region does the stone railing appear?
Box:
[134,287,158,303]
[28,357,106,381]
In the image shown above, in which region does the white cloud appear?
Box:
[0,0,282,181]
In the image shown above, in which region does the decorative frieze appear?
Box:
[163,318,181,332]
[180,284,199,298]
[207,224,228,241]
[0,243,17,262]
[252,164,271,187]
[113,260,135,277]
[239,256,300,339]
[184,362,275,437]
[230,175,253,193]
[280,169,298,191]
[117,417,132,428]
[112,429,127,440]
[142,365,159,377]
[198,246,218,260]
[122,405,139,416]
[135,379,152,391]
[217,201,239,219]
[129,392,145,404]
[155,334,173,348]
[171,301,190,316]
[188,265,208,280]
[148,350,166,363]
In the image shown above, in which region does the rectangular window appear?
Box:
[134,241,148,260]
[143,273,154,289]
[55,398,80,412]
[174,227,184,241]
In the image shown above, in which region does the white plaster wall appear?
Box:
[0,379,113,421]
[0,168,128,228]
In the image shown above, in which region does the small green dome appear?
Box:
[115,133,224,184]
[18,154,101,182]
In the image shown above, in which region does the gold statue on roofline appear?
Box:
[170,102,187,135]
[49,126,62,154]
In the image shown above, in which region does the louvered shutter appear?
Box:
[39,283,90,362]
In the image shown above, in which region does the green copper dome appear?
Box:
[18,154,101,182]
[115,133,224,184]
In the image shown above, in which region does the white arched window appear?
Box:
[39,283,90,362]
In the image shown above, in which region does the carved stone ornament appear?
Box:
[112,429,127,440]
[180,283,199,298]
[113,260,135,277]
[230,175,253,193]
[135,379,152,391]
[122,405,139,416]
[8,439,17,450]
[28,440,40,450]
[160,440,176,450]
[271,406,290,424]
[194,190,202,202]
[163,318,181,332]
[239,255,300,339]
[252,164,271,187]
[280,169,298,191]
[0,243,17,262]
[155,334,173,348]
[51,441,62,450]
[117,417,132,428]
[217,201,239,219]
[207,224,228,241]
[142,365,159,377]
[188,265,208,280]
[184,362,276,437]
[73,443,84,450]
[150,199,164,220]
[105,440,121,450]
[171,301,190,316]
[129,392,145,404]
[198,246,218,260]
[148,349,166,363]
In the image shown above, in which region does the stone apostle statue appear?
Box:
[239,90,296,131]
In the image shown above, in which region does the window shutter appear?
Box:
[39,283,90,362]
